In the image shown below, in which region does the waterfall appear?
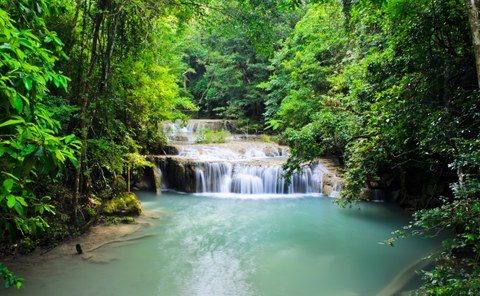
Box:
[157,119,341,197]
[195,162,233,193]
[159,159,329,195]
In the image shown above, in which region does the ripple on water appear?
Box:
[183,250,254,296]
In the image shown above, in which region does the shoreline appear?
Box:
[2,209,162,274]
[377,251,437,296]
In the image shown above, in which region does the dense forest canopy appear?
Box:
[1,0,479,293]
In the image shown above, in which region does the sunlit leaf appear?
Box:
[6,195,15,208]
[0,118,25,128]
[3,179,14,192]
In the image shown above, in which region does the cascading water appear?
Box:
[193,162,327,195]
[158,120,340,197]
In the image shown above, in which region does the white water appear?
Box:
[193,162,327,195]
[159,120,339,197]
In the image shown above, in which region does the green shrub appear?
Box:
[18,237,37,254]
[260,134,272,143]
[103,192,142,216]
[104,216,136,225]
[195,128,231,143]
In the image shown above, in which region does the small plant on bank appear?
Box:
[195,128,231,144]
[103,192,142,216]
[260,134,273,143]
[104,216,135,225]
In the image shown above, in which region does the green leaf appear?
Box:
[53,75,60,88]
[53,36,63,46]
[36,2,43,14]
[16,196,27,207]
[69,156,78,168]
[13,201,24,215]
[64,134,75,144]
[6,195,15,208]
[18,38,33,49]
[57,75,68,89]
[34,146,44,157]
[0,118,25,128]
[9,94,24,113]
[3,179,14,192]
[15,48,25,60]
[23,76,33,91]
[22,144,36,156]
[1,172,19,181]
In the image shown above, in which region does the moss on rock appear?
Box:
[103,192,142,216]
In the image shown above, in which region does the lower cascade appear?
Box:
[194,162,326,194]
[152,120,341,197]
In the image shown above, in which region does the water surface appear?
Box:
[5,191,439,296]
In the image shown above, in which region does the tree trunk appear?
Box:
[100,0,124,92]
[465,0,480,87]
[66,0,83,57]
[127,165,131,192]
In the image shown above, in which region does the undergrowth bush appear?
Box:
[195,128,231,143]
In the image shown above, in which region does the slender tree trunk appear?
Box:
[66,0,83,57]
[465,0,480,87]
[72,0,90,226]
[100,0,124,92]
[127,165,131,192]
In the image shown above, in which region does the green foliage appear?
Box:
[260,134,274,143]
[87,138,125,177]
[114,15,198,152]
[0,262,23,289]
[103,192,142,216]
[195,128,231,144]
[385,138,480,294]
[51,0,204,202]
[263,0,480,293]
[185,0,302,124]
[0,0,80,288]
[18,237,37,254]
[0,3,79,240]
[0,2,79,238]
[104,216,135,225]
[386,184,480,294]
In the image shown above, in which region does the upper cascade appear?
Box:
[176,143,288,161]
[163,119,236,143]
[156,119,341,197]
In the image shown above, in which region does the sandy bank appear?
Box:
[2,209,163,273]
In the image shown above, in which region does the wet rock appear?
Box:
[323,185,333,196]
[361,188,387,201]
[163,145,179,155]
[134,167,155,192]
[152,157,197,193]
